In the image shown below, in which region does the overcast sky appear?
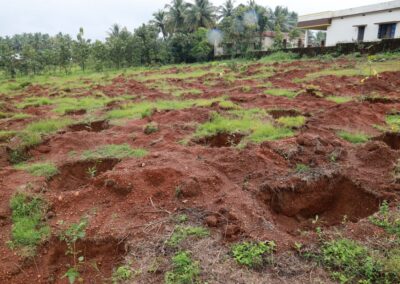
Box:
[1,0,389,40]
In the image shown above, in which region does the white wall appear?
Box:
[326,9,400,46]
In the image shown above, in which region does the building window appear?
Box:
[378,23,397,39]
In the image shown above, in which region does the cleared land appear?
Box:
[1,52,400,283]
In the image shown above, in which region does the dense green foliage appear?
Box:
[0,0,298,78]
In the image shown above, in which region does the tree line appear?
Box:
[0,0,299,78]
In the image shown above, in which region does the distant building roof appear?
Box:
[298,0,400,29]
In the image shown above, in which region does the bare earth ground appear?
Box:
[1,55,400,283]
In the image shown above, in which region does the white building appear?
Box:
[298,0,400,46]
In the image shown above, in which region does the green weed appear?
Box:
[231,241,276,268]
[112,265,133,283]
[165,251,200,284]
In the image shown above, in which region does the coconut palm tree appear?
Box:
[185,0,216,32]
[151,10,168,39]
[218,0,235,20]
[271,6,297,32]
[165,0,189,33]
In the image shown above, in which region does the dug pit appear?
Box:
[268,109,302,119]
[373,132,400,150]
[260,175,381,228]
[194,132,245,147]
[49,158,119,191]
[68,120,110,132]
[41,237,126,282]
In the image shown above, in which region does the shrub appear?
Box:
[231,241,276,268]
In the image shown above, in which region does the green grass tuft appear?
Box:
[326,96,353,104]
[264,88,299,99]
[337,130,370,144]
[15,162,58,178]
[276,116,306,128]
[25,118,72,134]
[82,144,148,159]
[195,111,293,145]
[9,193,50,256]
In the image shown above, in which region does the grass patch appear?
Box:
[231,241,276,268]
[386,115,400,132]
[276,116,306,128]
[16,97,52,109]
[194,111,293,145]
[166,226,209,248]
[82,144,148,159]
[0,130,17,142]
[337,130,370,144]
[264,88,299,99]
[25,118,72,134]
[15,162,58,178]
[9,193,50,256]
[259,51,299,63]
[165,251,200,284]
[326,96,353,104]
[107,98,226,119]
[53,96,111,114]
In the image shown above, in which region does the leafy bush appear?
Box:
[165,251,200,284]
[231,241,276,268]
